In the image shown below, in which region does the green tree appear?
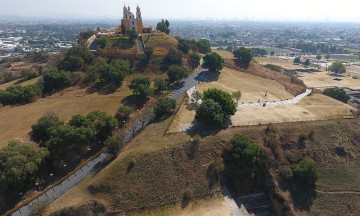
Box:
[129,76,152,98]
[230,134,260,168]
[270,51,275,56]
[127,30,138,40]
[188,52,201,68]
[96,37,107,49]
[115,106,134,124]
[325,54,330,60]
[202,52,224,72]
[329,61,346,74]
[31,113,64,144]
[316,55,322,61]
[197,39,211,53]
[69,114,93,129]
[167,65,188,83]
[233,47,253,68]
[0,141,49,188]
[323,88,350,103]
[58,45,94,72]
[294,57,301,64]
[105,135,124,155]
[156,19,170,34]
[145,44,154,59]
[42,68,73,94]
[163,47,183,68]
[154,78,168,92]
[195,99,225,126]
[303,58,310,67]
[292,157,320,186]
[203,88,236,117]
[21,69,37,80]
[87,111,118,141]
[154,97,176,117]
[232,90,241,103]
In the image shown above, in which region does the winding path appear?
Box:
[316,189,360,195]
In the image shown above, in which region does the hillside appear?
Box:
[45,113,360,215]
[144,34,178,56]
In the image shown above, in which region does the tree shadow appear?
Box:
[185,140,199,160]
[290,186,317,211]
[196,70,220,83]
[121,94,148,108]
[86,82,119,95]
[186,118,231,138]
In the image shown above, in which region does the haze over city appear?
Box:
[1,0,360,21]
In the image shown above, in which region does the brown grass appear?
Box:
[0,77,40,90]
[298,71,360,89]
[145,35,178,57]
[0,83,132,148]
[255,57,306,70]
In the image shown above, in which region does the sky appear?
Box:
[1,0,360,22]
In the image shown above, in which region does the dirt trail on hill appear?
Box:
[316,189,360,194]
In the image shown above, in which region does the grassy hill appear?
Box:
[144,34,178,56]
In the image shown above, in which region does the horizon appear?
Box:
[1,0,360,23]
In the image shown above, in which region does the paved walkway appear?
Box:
[223,186,254,216]
[10,63,207,216]
[237,89,312,108]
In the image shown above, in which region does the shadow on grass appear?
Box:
[121,94,148,108]
[290,186,317,211]
[186,118,231,138]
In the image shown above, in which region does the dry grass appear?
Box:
[0,83,132,148]
[255,57,306,70]
[0,77,40,90]
[169,66,355,132]
[212,49,235,60]
[145,35,178,56]
[45,115,360,215]
[298,71,360,89]
[198,67,293,102]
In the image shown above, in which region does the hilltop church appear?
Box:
[120,4,152,34]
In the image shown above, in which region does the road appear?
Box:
[10,64,207,216]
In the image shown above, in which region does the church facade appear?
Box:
[121,5,143,32]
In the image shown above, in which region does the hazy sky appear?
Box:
[1,0,360,21]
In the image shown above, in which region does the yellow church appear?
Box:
[121,4,152,34]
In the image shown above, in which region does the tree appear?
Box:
[105,135,124,155]
[58,45,94,72]
[87,111,118,141]
[192,90,203,104]
[303,58,310,67]
[145,44,154,59]
[294,57,301,64]
[188,52,201,68]
[127,30,138,40]
[167,65,188,83]
[115,106,133,124]
[96,37,107,49]
[270,51,275,56]
[292,157,320,186]
[0,141,49,189]
[121,24,126,35]
[197,39,211,54]
[156,19,170,34]
[202,52,224,72]
[154,97,176,117]
[195,99,225,127]
[163,47,183,68]
[233,47,253,68]
[154,78,168,92]
[69,114,93,129]
[129,76,152,98]
[329,61,346,74]
[203,88,236,117]
[21,69,37,80]
[31,113,64,144]
[323,88,350,103]
[232,90,241,103]
[325,54,330,60]
[230,134,260,168]
[316,55,322,61]
[42,68,73,94]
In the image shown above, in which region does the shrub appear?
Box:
[292,157,320,186]
[154,78,168,92]
[0,84,42,105]
[42,68,73,94]
[115,106,134,124]
[323,88,350,103]
[167,65,188,83]
[105,135,124,155]
[31,113,64,144]
[279,165,293,180]
[195,99,225,126]
[265,64,282,72]
[154,97,176,117]
[230,134,260,168]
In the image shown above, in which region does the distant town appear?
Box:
[1,17,360,60]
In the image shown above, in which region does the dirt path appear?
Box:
[316,189,360,195]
